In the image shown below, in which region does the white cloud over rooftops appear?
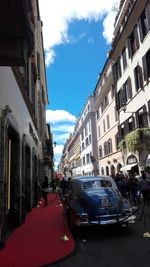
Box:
[39,0,120,66]
[46,109,76,123]
[46,109,76,168]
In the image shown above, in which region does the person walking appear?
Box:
[139,171,150,206]
[42,176,49,206]
[34,177,40,207]
[128,172,140,206]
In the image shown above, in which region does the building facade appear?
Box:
[111,0,150,173]
[94,57,123,177]
[0,0,49,248]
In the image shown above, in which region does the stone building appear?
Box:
[94,57,123,177]
[111,0,150,174]
[0,0,49,248]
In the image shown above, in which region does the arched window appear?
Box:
[101,167,104,175]
[110,165,115,178]
[108,139,113,154]
[99,145,103,158]
[106,166,109,175]
[104,142,108,156]
[117,163,122,173]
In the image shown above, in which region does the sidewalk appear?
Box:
[0,193,75,267]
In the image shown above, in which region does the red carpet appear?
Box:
[0,193,75,267]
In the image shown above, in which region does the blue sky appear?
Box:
[39,0,120,168]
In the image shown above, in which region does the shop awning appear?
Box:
[120,163,138,172]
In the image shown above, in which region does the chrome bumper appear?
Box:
[75,214,136,226]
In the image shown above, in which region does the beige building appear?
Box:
[111,0,150,173]
[94,57,123,177]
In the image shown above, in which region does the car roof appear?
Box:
[73,175,113,182]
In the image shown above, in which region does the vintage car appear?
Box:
[65,175,135,228]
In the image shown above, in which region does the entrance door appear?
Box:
[25,145,31,212]
[5,125,20,236]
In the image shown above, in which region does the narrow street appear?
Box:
[49,206,150,267]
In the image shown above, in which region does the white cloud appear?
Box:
[54,132,71,144]
[39,0,120,66]
[54,144,64,155]
[45,49,56,66]
[46,109,76,123]
[46,109,76,169]
[51,124,75,133]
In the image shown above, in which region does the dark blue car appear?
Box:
[65,175,135,228]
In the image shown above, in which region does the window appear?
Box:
[85,125,88,137]
[116,57,122,80]
[99,145,103,158]
[114,106,118,122]
[111,85,116,99]
[116,90,122,111]
[122,77,133,103]
[85,137,88,147]
[106,166,109,176]
[82,142,85,150]
[103,119,106,133]
[82,156,85,165]
[96,109,100,120]
[101,102,104,113]
[89,134,91,144]
[121,124,125,138]
[81,131,84,141]
[139,3,150,42]
[128,117,133,132]
[89,121,91,132]
[112,57,122,82]
[86,153,90,163]
[104,142,108,156]
[98,125,101,138]
[142,49,150,81]
[128,25,139,58]
[134,65,143,91]
[104,95,109,108]
[107,115,110,129]
[108,139,112,154]
[115,133,119,150]
[101,167,104,175]
[137,106,148,128]
[122,47,127,70]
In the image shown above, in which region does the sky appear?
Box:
[38,0,120,169]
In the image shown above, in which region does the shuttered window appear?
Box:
[128,25,139,58]
[139,2,150,41]
[142,49,150,81]
[134,65,143,91]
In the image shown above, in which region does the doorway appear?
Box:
[5,124,20,236]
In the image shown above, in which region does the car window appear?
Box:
[83,180,112,190]
[101,180,112,187]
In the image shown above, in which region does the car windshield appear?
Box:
[83,180,112,190]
